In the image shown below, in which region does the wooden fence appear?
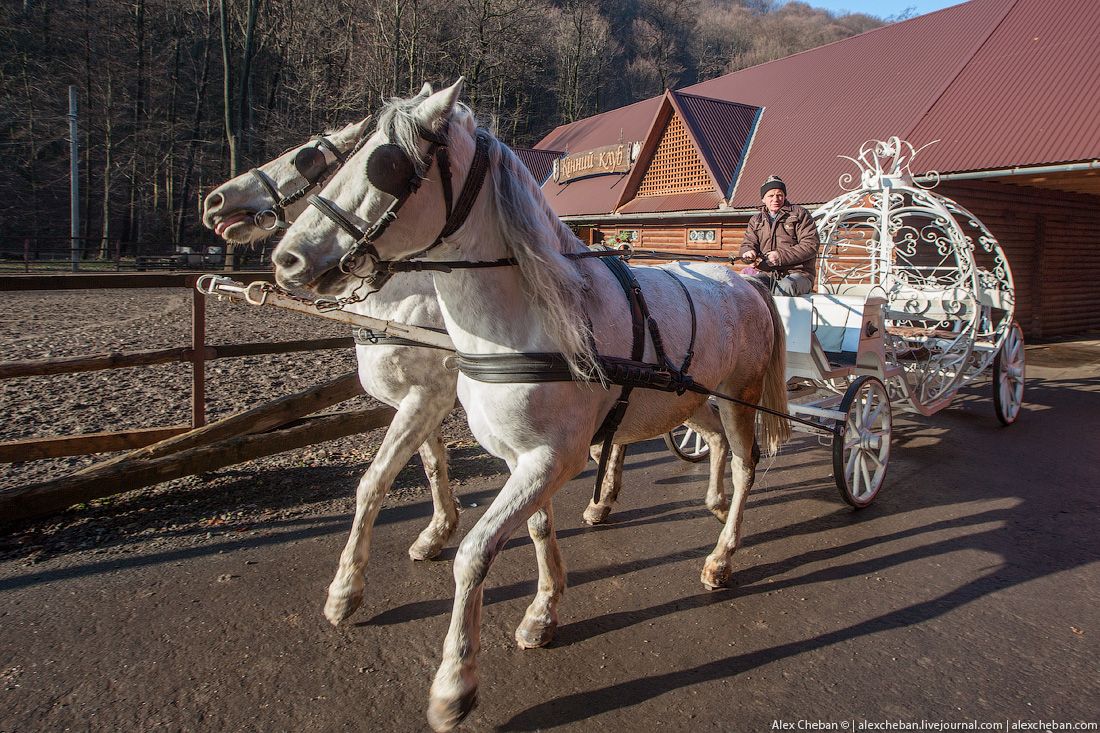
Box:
[0,272,395,521]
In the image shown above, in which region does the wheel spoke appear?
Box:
[860,459,873,496]
[850,450,862,495]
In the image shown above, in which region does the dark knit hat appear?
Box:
[760,175,787,198]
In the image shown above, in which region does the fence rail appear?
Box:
[0,272,383,521]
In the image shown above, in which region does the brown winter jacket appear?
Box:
[739,203,820,282]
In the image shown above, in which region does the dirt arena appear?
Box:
[1,288,1098,731]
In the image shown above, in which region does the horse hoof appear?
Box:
[700,561,731,590]
[709,507,730,524]
[408,539,444,561]
[427,688,478,732]
[582,504,610,525]
[515,619,557,649]
[323,589,363,626]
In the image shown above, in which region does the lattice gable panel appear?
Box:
[636,113,715,197]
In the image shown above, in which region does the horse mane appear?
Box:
[380,92,602,382]
[485,136,603,382]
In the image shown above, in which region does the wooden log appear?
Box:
[69,370,365,477]
[0,407,397,522]
[0,337,355,379]
[0,425,191,463]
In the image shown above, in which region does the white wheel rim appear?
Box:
[844,381,891,503]
[998,324,1025,421]
[673,426,708,458]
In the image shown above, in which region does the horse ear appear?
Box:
[417,82,433,98]
[417,78,464,133]
[353,114,372,138]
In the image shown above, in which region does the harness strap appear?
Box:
[589,256,647,504]
[353,325,451,349]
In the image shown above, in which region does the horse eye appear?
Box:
[366,144,416,198]
[293,146,328,183]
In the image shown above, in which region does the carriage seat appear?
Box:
[775,293,890,382]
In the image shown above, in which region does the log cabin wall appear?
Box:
[940,181,1100,340]
[588,181,1099,341]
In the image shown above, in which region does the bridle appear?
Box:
[250,132,370,231]
[305,123,493,289]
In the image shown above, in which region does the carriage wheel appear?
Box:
[664,423,710,463]
[993,320,1025,425]
[832,376,891,508]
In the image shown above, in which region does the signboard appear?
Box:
[555,143,635,184]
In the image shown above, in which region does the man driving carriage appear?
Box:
[739,175,820,296]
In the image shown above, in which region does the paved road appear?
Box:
[2,339,1098,732]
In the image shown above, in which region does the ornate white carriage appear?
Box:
[666,137,1026,507]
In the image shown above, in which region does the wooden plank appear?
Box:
[0,271,275,292]
[69,371,365,477]
[0,338,355,379]
[0,347,194,378]
[0,426,192,462]
[213,337,354,359]
[0,407,396,522]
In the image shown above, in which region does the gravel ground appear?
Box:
[0,286,498,564]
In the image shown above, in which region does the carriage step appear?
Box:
[824,350,857,369]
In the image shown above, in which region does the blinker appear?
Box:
[367,144,417,199]
[293,145,329,184]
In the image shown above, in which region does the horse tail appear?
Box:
[746,278,791,455]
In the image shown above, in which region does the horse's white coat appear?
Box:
[272,81,790,732]
[203,109,723,630]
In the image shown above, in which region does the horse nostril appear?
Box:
[205,192,223,213]
[273,249,300,270]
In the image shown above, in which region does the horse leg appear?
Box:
[515,503,565,648]
[428,448,580,732]
[325,391,454,625]
[701,399,759,590]
[408,428,460,560]
[582,442,626,525]
[685,406,732,523]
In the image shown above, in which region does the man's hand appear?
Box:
[765,251,781,266]
[741,252,759,264]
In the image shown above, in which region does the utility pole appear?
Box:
[69,85,81,272]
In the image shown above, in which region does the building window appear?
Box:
[688,229,716,243]
[617,230,638,242]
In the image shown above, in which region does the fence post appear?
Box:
[24,238,30,273]
[191,286,206,427]
[69,85,81,273]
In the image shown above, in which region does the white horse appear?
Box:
[271,80,789,731]
[201,108,730,628]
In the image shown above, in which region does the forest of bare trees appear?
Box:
[0,0,884,257]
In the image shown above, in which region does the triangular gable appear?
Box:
[615,90,759,211]
[672,92,762,199]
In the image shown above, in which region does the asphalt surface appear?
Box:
[1,338,1098,732]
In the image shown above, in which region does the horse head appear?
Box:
[272,79,477,296]
[202,115,372,244]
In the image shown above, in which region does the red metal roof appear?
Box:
[536,0,1100,215]
[512,147,563,185]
